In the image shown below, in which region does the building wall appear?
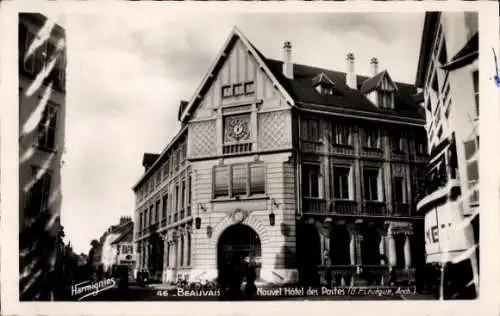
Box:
[18,13,66,300]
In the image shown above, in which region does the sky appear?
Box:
[47,11,424,254]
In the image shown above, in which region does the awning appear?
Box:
[440,32,478,71]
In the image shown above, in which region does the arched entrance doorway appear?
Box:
[217,224,262,280]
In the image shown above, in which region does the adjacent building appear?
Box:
[133,27,428,286]
[18,13,66,300]
[415,12,479,298]
[101,217,135,274]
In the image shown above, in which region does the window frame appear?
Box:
[213,163,266,199]
[333,124,351,146]
[393,176,406,203]
[23,30,36,74]
[302,164,321,198]
[37,102,58,151]
[364,128,380,149]
[244,81,255,95]
[233,83,244,96]
[333,166,351,200]
[363,168,382,202]
[472,70,479,118]
[222,85,232,98]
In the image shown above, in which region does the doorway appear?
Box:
[217,224,262,279]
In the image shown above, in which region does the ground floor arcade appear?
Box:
[135,216,424,286]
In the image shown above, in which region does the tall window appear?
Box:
[377,91,393,108]
[180,235,185,266]
[214,166,229,197]
[139,212,143,231]
[187,175,192,206]
[364,128,380,148]
[473,70,479,118]
[34,41,47,74]
[250,163,265,195]
[392,134,404,152]
[333,124,351,145]
[37,103,58,151]
[23,31,35,73]
[302,164,320,198]
[175,185,180,212]
[232,164,247,196]
[393,177,405,203]
[162,194,168,219]
[302,119,320,141]
[155,200,160,223]
[363,168,380,201]
[180,180,186,210]
[27,167,52,215]
[149,205,154,224]
[333,167,350,200]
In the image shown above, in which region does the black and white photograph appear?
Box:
[1,1,500,316]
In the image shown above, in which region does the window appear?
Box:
[155,200,161,223]
[222,85,232,98]
[244,81,255,95]
[377,91,393,108]
[57,50,66,90]
[393,177,405,203]
[214,166,229,197]
[363,168,380,201]
[437,38,447,65]
[164,160,170,178]
[213,163,266,198]
[162,194,168,219]
[250,163,265,195]
[23,31,35,73]
[302,164,320,198]
[473,70,479,117]
[232,165,247,196]
[180,235,184,266]
[34,41,48,74]
[416,136,427,155]
[37,102,58,151]
[180,180,186,209]
[364,128,380,148]
[467,161,478,183]
[302,119,320,142]
[26,167,52,215]
[333,167,350,200]
[187,175,192,205]
[149,205,154,224]
[233,84,244,96]
[392,134,404,152]
[333,124,351,146]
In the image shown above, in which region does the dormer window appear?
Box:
[312,72,336,96]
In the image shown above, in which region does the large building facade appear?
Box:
[133,28,428,286]
[18,13,66,300]
[415,12,479,298]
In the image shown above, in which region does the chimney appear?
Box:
[282,41,293,79]
[346,53,356,89]
[370,57,379,76]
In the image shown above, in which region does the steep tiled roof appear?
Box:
[263,58,424,120]
[360,71,386,94]
[142,153,160,168]
[111,223,133,244]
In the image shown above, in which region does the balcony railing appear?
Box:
[332,200,357,215]
[303,197,327,213]
[391,150,407,161]
[362,201,386,216]
[330,144,354,156]
[392,203,410,216]
[301,140,323,153]
[361,147,384,159]
[223,143,252,154]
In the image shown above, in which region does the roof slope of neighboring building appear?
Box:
[111,223,134,244]
[441,31,478,71]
